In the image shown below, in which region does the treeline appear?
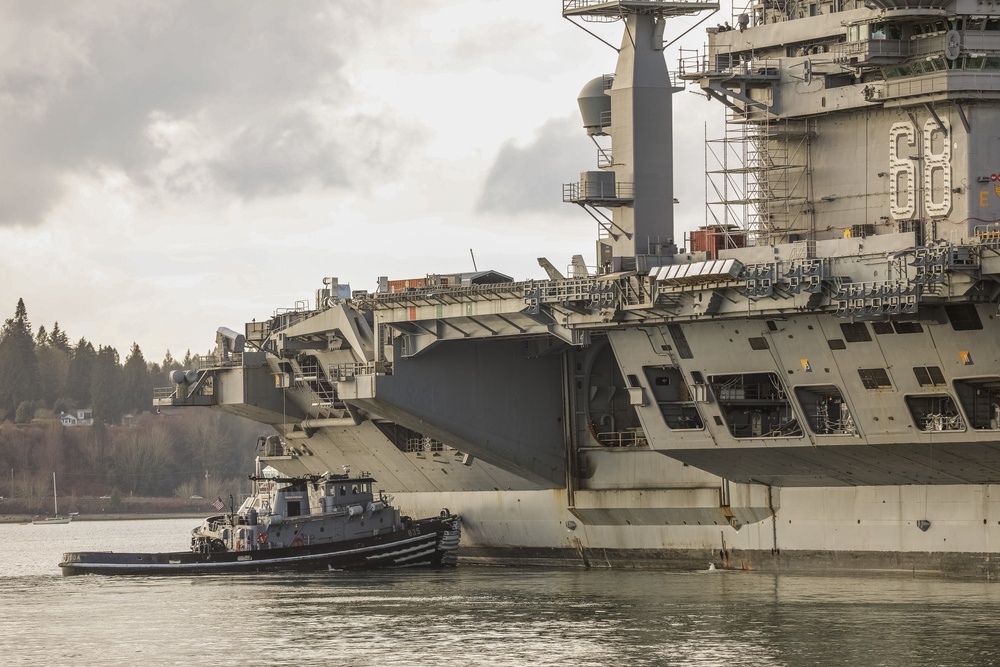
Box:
[0,298,271,506]
[0,410,264,510]
[0,298,191,423]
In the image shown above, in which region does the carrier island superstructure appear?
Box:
[158,0,1000,576]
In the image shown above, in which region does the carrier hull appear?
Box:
[156,1,1000,578]
[395,488,1000,578]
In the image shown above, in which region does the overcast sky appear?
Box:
[0,0,725,362]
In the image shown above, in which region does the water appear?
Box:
[2,520,1000,666]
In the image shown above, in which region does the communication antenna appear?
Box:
[470,249,478,271]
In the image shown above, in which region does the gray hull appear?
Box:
[156,1,1000,577]
[61,514,460,576]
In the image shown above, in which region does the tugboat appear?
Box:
[60,448,461,576]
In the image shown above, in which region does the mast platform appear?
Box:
[561,0,719,19]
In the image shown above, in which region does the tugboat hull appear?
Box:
[60,515,460,576]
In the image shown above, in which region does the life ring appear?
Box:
[235,540,243,552]
[291,535,304,548]
[257,533,268,545]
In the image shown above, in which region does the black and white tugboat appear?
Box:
[60,456,461,576]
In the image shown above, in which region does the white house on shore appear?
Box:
[60,409,94,427]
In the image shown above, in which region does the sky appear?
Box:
[0,0,727,362]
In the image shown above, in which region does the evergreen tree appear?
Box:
[35,325,47,347]
[48,322,71,353]
[91,345,125,424]
[36,344,71,410]
[14,401,35,424]
[65,338,96,408]
[0,299,41,420]
[161,350,184,387]
[123,343,154,414]
[162,350,179,374]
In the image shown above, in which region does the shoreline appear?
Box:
[1,512,208,524]
[1,495,222,523]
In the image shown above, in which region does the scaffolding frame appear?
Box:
[705,108,814,247]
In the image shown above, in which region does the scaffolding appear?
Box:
[705,110,813,247]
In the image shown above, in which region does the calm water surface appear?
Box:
[1,519,1000,666]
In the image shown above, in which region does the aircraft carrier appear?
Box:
[158,0,1000,576]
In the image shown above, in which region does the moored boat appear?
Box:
[59,458,460,576]
[33,516,72,525]
[33,472,71,525]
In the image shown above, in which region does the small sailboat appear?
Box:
[33,473,72,525]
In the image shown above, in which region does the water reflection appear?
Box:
[1,521,1000,666]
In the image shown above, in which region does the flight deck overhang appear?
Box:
[362,233,1000,359]
[337,335,569,489]
[371,278,613,357]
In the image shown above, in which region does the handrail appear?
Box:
[596,430,648,447]
[563,0,718,11]
[331,361,392,378]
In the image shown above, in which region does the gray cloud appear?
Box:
[0,1,396,227]
[476,115,594,216]
[209,109,347,197]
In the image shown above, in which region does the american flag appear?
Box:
[212,497,225,511]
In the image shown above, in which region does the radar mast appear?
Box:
[562,0,719,273]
